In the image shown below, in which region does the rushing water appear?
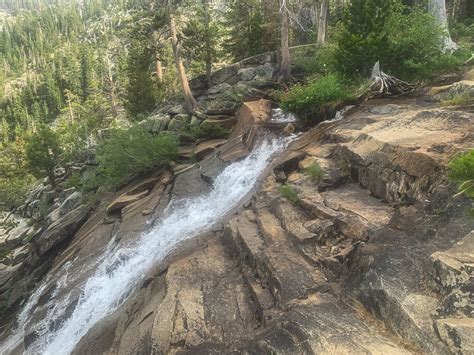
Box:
[1,138,285,355]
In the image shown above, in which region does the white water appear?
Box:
[271,108,297,123]
[0,138,285,355]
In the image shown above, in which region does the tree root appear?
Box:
[370,62,415,97]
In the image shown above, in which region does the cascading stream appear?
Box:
[0,137,285,355]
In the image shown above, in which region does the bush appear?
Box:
[291,45,337,79]
[383,5,444,79]
[305,162,323,181]
[449,150,474,198]
[180,122,229,143]
[280,74,354,125]
[279,184,299,204]
[96,125,179,188]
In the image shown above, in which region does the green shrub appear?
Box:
[280,74,354,125]
[305,162,323,181]
[180,122,229,143]
[96,125,179,188]
[383,5,444,79]
[449,150,474,198]
[279,184,299,204]
[291,45,337,78]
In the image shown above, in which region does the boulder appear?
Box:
[230,99,272,139]
[167,114,189,131]
[210,63,240,85]
[197,100,240,116]
[58,191,83,217]
[140,114,171,133]
[238,68,258,81]
[207,83,232,95]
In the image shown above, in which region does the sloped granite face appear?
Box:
[2,77,473,354]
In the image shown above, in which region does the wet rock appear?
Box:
[172,166,210,198]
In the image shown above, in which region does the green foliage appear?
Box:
[25,125,62,187]
[224,0,265,60]
[335,1,451,80]
[280,74,354,125]
[96,125,179,188]
[335,0,396,76]
[305,162,323,181]
[182,1,223,76]
[449,150,474,198]
[291,46,337,79]
[180,122,229,143]
[0,138,36,209]
[279,184,299,205]
[449,20,474,49]
[125,41,159,117]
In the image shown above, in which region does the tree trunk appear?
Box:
[65,90,74,123]
[317,0,329,45]
[428,0,457,52]
[203,0,213,85]
[105,53,119,119]
[155,56,163,83]
[170,13,197,114]
[278,0,291,83]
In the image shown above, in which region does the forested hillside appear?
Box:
[0,0,472,210]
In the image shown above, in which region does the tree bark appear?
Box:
[203,0,213,85]
[428,0,457,52]
[155,55,163,83]
[317,0,329,45]
[105,53,119,119]
[278,0,291,83]
[170,13,197,114]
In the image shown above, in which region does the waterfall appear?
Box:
[1,137,285,355]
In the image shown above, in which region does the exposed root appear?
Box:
[370,61,415,97]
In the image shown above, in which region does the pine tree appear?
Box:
[224,0,265,60]
[25,124,62,188]
[125,40,157,118]
[336,0,396,76]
